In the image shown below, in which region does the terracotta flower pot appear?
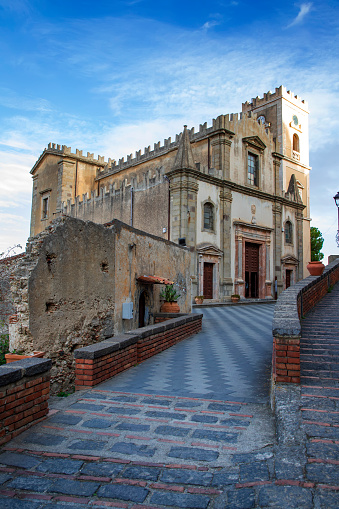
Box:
[5,351,45,364]
[160,302,180,313]
[231,296,240,303]
[194,297,204,305]
[307,261,325,276]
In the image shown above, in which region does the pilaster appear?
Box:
[296,211,304,280]
[170,174,199,247]
[220,188,233,299]
[273,201,283,296]
[210,134,232,179]
[30,175,38,237]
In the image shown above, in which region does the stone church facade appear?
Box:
[29,86,311,301]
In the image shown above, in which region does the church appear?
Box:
[29,86,311,301]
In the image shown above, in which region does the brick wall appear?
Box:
[0,357,52,446]
[154,313,186,323]
[75,314,202,390]
[272,258,339,386]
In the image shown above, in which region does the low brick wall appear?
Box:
[154,313,186,323]
[0,357,52,446]
[74,313,202,390]
[272,259,339,386]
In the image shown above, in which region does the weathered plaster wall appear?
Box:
[28,218,117,353]
[110,221,191,334]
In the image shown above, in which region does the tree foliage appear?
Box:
[310,227,324,261]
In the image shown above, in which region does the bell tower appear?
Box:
[242,86,311,277]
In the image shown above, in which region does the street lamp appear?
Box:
[334,191,339,247]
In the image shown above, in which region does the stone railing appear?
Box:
[0,357,52,446]
[272,258,339,386]
[74,313,202,389]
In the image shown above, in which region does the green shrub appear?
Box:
[160,285,181,302]
[0,332,9,365]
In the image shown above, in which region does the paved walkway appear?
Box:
[0,298,338,508]
[299,284,339,493]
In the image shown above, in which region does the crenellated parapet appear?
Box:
[95,110,271,181]
[60,163,167,222]
[30,143,109,175]
[242,85,309,112]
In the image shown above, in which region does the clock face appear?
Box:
[257,115,265,125]
[293,115,298,126]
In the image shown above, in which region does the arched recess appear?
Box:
[284,220,293,245]
[202,201,215,231]
[293,133,300,153]
[139,291,148,328]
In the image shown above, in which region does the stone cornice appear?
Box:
[280,154,311,171]
[233,220,274,233]
[167,168,306,211]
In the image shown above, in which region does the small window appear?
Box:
[203,202,214,230]
[293,133,300,152]
[248,153,258,186]
[42,196,49,219]
[285,221,293,244]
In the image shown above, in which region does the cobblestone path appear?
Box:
[0,300,338,508]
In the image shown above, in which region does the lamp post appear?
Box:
[334,191,339,247]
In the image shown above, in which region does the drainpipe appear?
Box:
[130,187,133,227]
[164,176,170,241]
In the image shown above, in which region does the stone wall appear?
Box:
[271,258,339,394]
[0,357,52,446]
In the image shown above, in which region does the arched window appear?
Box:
[285,220,293,244]
[204,202,214,230]
[293,133,300,153]
[248,153,258,186]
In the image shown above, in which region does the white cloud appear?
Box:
[0,89,52,112]
[201,20,221,30]
[287,3,313,28]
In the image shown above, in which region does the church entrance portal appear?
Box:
[245,242,259,298]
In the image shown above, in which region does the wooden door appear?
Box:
[245,243,259,298]
[286,269,292,289]
[203,263,214,299]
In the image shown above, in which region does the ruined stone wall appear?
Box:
[0,253,26,334]
[9,218,116,393]
[9,217,191,394]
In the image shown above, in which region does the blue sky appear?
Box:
[0,0,338,261]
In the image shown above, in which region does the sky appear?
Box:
[0,0,338,261]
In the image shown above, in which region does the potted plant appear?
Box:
[160,285,181,313]
[307,227,325,276]
[194,295,204,305]
[231,294,240,303]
